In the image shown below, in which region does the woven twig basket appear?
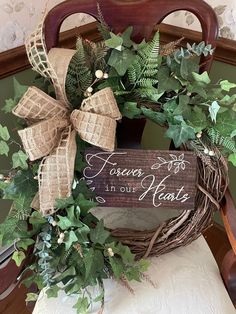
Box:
[109,141,228,260]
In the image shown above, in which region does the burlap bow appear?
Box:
[12,17,121,216]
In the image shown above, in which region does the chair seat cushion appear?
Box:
[33,208,235,314]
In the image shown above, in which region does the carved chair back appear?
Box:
[44,0,218,147]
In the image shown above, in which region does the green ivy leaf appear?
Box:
[17,238,35,250]
[73,297,89,314]
[231,130,236,138]
[121,102,141,119]
[65,230,78,251]
[2,98,17,113]
[165,123,195,147]
[157,67,181,93]
[215,111,236,137]
[12,250,26,266]
[57,207,83,231]
[187,106,207,132]
[46,285,60,298]
[55,196,75,209]
[141,107,166,126]
[109,256,124,279]
[0,217,28,246]
[90,220,110,245]
[0,124,10,141]
[12,150,28,170]
[173,95,191,118]
[108,49,134,76]
[220,80,236,92]
[105,32,123,49]
[116,242,135,264]
[25,292,39,302]
[209,101,220,123]
[228,153,236,166]
[0,141,9,156]
[121,26,134,48]
[29,211,47,225]
[180,57,198,80]
[74,151,87,172]
[13,77,28,100]
[75,193,97,216]
[55,266,76,283]
[138,259,150,272]
[84,248,104,281]
[192,71,211,85]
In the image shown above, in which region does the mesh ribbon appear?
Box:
[12,17,121,215]
[13,86,120,215]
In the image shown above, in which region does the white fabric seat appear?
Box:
[33,208,236,314]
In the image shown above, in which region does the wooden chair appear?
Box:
[1,0,236,312]
[43,0,236,304]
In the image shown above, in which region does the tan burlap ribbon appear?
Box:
[13,17,121,216]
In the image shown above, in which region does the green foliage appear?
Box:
[173,42,214,64]
[3,169,38,218]
[12,250,26,266]
[97,3,111,40]
[207,128,236,154]
[2,78,28,113]
[141,107,166,126]
[25,293,39,302]
[121,102,142,119]
[209,101,220,123]
[127,31,160,99]
[228,153,236,166]
[0,140,9,156]
[166,123,196,147]
[0,124,10,141]
[90,220,110,245]
[65,37,93,104]
[12,150,28,169]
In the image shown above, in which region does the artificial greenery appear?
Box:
[1,10,236,314]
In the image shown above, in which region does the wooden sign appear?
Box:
[83,149,197,210]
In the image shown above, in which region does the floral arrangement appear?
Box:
[0,7,236,314]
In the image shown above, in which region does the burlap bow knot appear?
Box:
[11,15,121,215]
[13,86,121,215]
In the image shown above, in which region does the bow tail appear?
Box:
[38,126,77,216]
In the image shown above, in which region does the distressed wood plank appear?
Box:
[83,148,197,210]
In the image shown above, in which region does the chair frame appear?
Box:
[1,0,236,307]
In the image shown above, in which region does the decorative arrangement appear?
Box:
[0,5,236,313]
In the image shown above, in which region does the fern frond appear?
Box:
[66,37,93,104]
[97,3,111,40]
[207,128,236,153]
[127,31,160,95]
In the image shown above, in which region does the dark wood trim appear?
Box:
[0,22,236,80]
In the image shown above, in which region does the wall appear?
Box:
[0,0,236,52]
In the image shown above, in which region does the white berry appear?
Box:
[59,233,65,239]
[103,73,109,79]
[57,238,63,244]
[95,70,104,79]
[51,221,57,227]
[209,150,215,156]
[204,148,209,154]
[196,132,202,139]
[0,174,4,180]
[107,248,114,257]
[87,86,93,93]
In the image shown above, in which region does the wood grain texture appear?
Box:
[83,148,197,209]
[44,0,217,72]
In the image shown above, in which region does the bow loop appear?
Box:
[13,18,121,215]
[13,87,68,122]
[81,87,122,120]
